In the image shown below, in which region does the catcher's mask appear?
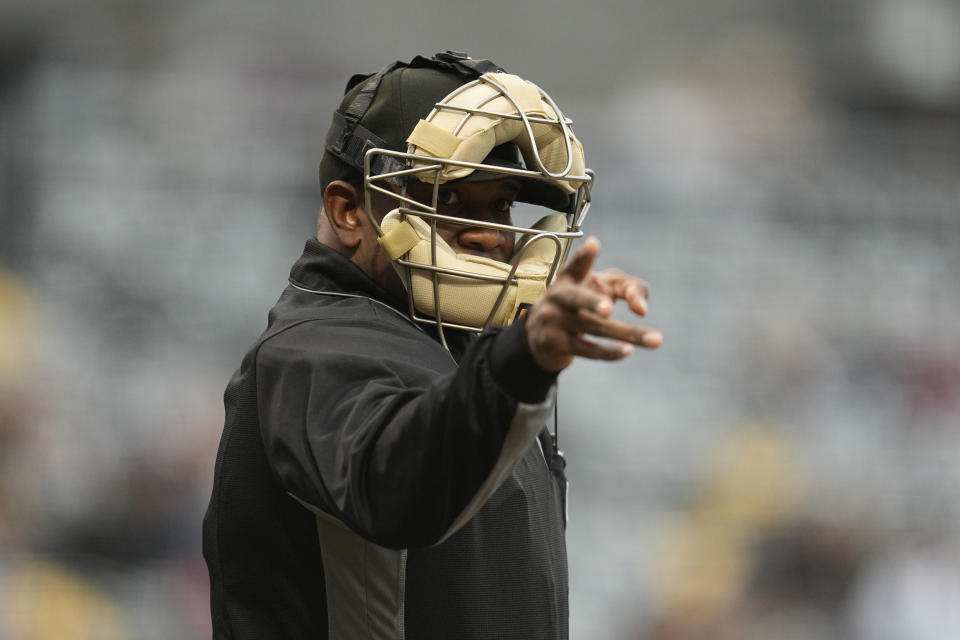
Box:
[321,52,594,347]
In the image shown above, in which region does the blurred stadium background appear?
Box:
[1,0,959,638]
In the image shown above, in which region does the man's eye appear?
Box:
[494,199,515,214]
[437,191,459,206]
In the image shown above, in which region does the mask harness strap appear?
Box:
[324,52,504,177]
[324,61,403,176]
[427,50,504,77]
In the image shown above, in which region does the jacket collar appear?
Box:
[288,237,477,357]
[288,238,408,313]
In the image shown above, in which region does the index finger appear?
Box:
[559,237,600,284]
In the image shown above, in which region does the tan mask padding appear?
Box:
[379,210,569,327]
[406,73,586,194]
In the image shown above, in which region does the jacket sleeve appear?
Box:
[255,303,557,549]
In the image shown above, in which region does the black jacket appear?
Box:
[203,239,569,639]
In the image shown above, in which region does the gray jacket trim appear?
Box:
[288,498,408,640]
[437,387,556,543]
[316,515,407,640]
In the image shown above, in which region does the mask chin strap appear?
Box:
[377,210,570,332]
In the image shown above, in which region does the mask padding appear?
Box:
[406,73,586,193]
[379,210,568,327]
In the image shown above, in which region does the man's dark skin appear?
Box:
[318,177,664,371]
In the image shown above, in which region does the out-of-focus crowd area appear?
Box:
[1,0,959,638]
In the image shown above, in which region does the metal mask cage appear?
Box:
[364,149,593,347]
[361,75,594,347]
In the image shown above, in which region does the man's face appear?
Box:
[401,177,521,264]
[356,175,526,302]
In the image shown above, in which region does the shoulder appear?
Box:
[257,287,456,375]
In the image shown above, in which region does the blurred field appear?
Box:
[1,1,958,638]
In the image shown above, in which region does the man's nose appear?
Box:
[456,227,514,259]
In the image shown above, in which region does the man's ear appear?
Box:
[323,181,366,248]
